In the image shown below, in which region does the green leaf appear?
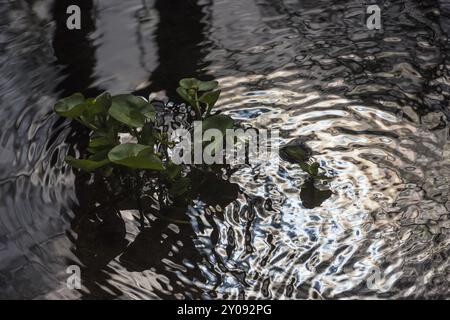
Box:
[176,87,195,106]
[87,146,108,154]
[139,103,156,121]
[89,136,115,148]
[299,163,313,175]
[179,78,200,89]
[54,93,86,117]
[198,80,219,91]
[310,162,320,176]
[91,92,112,114]
[199,90,221,114]
[169,177,190,197]
[298,162,330,179]
[202,114,234,134]
[108,95,154,128]
[78,104,101,129]
[88,148,110,161]
[109,101,144,127]
[108,143,163,170]
[66,156,110,171]
[105,116,122,132]
[280,145,310,164]
[87,136,116,154]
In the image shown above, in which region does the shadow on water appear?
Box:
[70,164,240,299]
[134,0,213,100]
[52,0,100,97]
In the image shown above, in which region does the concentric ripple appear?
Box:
[207,76,450,298]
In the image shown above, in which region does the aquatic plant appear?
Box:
[54,78,232,173]
[55,78,332,209]
[176,78,221,119]
[279,142,333,208]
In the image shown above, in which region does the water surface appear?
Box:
[0,0,449,299]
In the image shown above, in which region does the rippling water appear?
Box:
[1,0,449,299]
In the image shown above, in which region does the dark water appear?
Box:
[1,0,450,299]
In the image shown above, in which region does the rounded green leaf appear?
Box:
[109,95,146,127]
[91,92,112,114]
[108,143,163,170]
[139,103,156,121]
[108,95,155,127]
[200,90,221,114]
[279,144,311,164]
[89,136,115,148]
[176,87,195,106]
[88,148,111,162]
[66,156,110,171]
[200,90,220,105]
[300,179,332,209]
[198,80,219,91]
[140,123,156,146]
[54,93,86,118]
[179,78,200,89]
[87,136,117,154]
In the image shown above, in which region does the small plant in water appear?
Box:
[299,162,331,181]
[176,78,221,119]
[54,78,232,173]
[280,142,333,209]
[54,78,239,213]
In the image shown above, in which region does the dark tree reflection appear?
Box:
[134,0,213,100]
[52,0,99,97]
[69,166,239,299]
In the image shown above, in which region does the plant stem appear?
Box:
[194,90,202,120]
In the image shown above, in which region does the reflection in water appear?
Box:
[92,0,159,93]
[0,0,449,299]
[135,0,213,100]
[52,0,99,96]
[71,162,240,299]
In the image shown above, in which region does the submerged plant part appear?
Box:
[300,179,333,209]
[299,162,333,208]
[299,162,331,181]
[280,143,334,208]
